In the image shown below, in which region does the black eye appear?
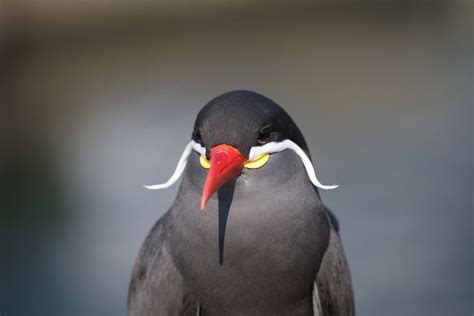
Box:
[193,128,202,143]
[258,125,272,144]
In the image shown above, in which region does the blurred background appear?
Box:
[0,1,472,315]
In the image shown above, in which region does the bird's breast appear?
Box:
[169,151,330,312]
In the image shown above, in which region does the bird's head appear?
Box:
[144,90,338,208]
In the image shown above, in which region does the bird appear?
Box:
[128,90,354,316]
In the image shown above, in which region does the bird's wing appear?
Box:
[313,209,355,316]
[128,212,197,316]
[312,281,323,316]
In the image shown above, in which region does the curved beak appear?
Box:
[201,144,246,209]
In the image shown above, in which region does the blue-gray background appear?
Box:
[1,1,472,315]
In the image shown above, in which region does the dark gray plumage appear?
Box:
[128,91,354,315]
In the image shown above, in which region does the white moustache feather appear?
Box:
[143,141,205,190]
[144,139,338,190]
[249,140,338,190]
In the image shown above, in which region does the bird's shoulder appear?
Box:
[323,206,340,233]
[128,210,189,316]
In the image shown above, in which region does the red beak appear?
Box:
[201,144,246,209]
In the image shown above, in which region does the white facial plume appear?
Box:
[144,139,338,190]
[143,140,205,190]
[249,139,338,190]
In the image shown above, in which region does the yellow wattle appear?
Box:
[199,155,211,169]
[199,153,270,169]
[244,153,270,169]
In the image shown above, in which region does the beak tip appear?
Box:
[200,197,207,210]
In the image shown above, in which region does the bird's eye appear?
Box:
[193,128,202,143]
[257,125,272,144]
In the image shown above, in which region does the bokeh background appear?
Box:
[1,1,472,315]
